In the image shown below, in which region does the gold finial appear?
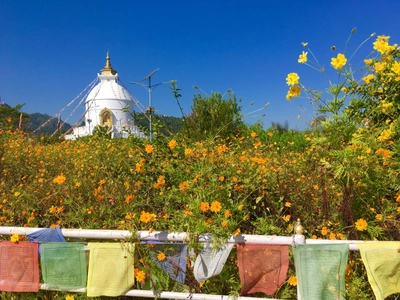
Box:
[294,218,304,235]
[101,52,117,75]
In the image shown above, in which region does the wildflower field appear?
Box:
[1,31,400,299]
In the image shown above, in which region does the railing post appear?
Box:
[293,219,305,300]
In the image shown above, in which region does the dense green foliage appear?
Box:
[184,92,243,140]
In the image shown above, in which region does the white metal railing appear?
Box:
[0,225,371,299]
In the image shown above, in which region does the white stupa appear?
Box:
[65,53,144,140]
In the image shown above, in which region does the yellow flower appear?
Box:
[75,182,81,187]
[392,62,400,75]
[377,128,393,142]
[210,201,222,213]
[14,191,21,197]
[200,202,210,212]
[250,131,258,138]
[168,139,177,149]
[286,85,301,100]
[286,73,300,86]
[282,215,291,222]
[53,174,66,185]
[284,202,291,207]
[373,35,391,55]
[10,234,20,243]
[298,51,308,64]
[224,210,231,218]
[145,144,154,154]
[362,74,375,85]
[65,295,74,300]
[221,221,229,229]
[355,218,368,231]
[374,62,385,73]
[288,275,297,286]
[375,214,383,221]
[331,53,347,69]
[329,232,337,240]
[157,252,166,261]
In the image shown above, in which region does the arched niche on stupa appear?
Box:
[99,108,113,127]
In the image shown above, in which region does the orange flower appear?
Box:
[140,211,156,223]
[250,131,258,138]
[224,210,231,218]
[154,175,166,189]
[321,226,330,236]
[168,139,177,149]
[288,275,297,286]
[221,221,229,229]
[232,228,241,236]
[53,174,66,185]
[145,144,154,154]
[125,194,135,204]
[179,182,190,193]
[355,218,368,231]
[184,148,193,156]
[134,268,146,283]
[200,202,210,212]
[157,252,166,261]
[210,201,222,213]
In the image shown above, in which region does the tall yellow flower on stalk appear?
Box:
[298,51,308,64]
[286,73,300,86]
[331,53,347,69]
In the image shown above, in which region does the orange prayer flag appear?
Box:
[0,241,40,292]
[237,244,289,295]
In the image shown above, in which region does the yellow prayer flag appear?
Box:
[358,242,400,300]
[87,243,134,297]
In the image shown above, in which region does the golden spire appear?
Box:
[101,52,117,75]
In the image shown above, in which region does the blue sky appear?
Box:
[1,0,399,130]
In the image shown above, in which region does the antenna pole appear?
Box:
[130,68,168,142]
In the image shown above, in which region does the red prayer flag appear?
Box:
[0,241,40,292]
[237,244,289,295]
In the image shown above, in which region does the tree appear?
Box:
[0,103,29,131]
[184,92,242,140]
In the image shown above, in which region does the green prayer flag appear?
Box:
[40,243,87,290]
[358,242,400,300]
[294,243,349,300]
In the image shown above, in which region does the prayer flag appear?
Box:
[87,243,134,297]
[194,237,234,283]
[0,241,40,292]
[237,244,289,295]
[358,242,400,300]
[150,243,187,283]
[27,227,66,243]
[40,243,87,290]
[293,244,349,300]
